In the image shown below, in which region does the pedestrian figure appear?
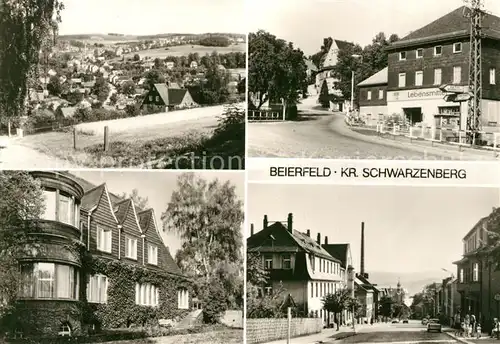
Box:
[471,314,476,336]
[464,315,470,338]
[477,323,482,339]
[491,318,499,338]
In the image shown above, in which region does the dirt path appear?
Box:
[0,136,79,169]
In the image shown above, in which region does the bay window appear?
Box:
[41,189,79,227]
[135,283,159,306]
[19,262,79,300]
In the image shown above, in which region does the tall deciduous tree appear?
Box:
[119,189,149,209]
[0,0,64,120]
[161,173,244,311]
[379,295,395,320]
[248,30,307,109]
[0,171,45,317]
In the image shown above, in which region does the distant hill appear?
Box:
[58,33,245,42]
[367,270,452,296]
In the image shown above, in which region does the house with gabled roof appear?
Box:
[357,67,388,126]
[12,171,192,337]
[247,213,353,327]
[315,39,354,111]
[141,83,198,113]
[385,5,500,135]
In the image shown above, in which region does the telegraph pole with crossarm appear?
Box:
[464,0,484,145]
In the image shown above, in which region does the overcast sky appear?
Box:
[247,0,500,56]
[72,171,245,255]
[247,184,499,274]
[58,0,245,35]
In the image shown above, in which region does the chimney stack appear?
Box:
[317,233,321,245]
[324,236,328,245]
[263,215,268,229]
[361,221,365,275]
[250,223,254,236]
[306,229,310,237]
[287,213,293,233]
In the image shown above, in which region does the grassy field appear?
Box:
[126,43,246,59]
[17,116,218,168]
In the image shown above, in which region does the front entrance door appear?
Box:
[403,107,423,125]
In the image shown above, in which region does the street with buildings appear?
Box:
[248,2,500,159]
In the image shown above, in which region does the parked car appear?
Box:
[402,318,409,324]
[421,318,429,325]
[392,319,400,324]
[427,319,442,333]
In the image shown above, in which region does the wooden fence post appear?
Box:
[7,121,11,138]
[287,307,291,344]
[73,127,77,150]
[104,126,109,152]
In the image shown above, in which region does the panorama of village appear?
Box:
[246,183,500,344]
[247,0,500,160]
[0,1,246,170]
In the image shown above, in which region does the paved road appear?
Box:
[248,101,498,160]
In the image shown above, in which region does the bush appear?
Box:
[203,282,227,324]
[23,109,57,134]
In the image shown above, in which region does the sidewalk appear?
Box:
[260,323,389,344]
[445,329,497,344]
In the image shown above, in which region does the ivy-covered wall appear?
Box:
[84,256,192,329]
[6,249,191,337]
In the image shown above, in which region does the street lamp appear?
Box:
[349,54,363,118]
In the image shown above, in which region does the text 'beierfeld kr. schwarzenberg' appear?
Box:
[269,166,467,179]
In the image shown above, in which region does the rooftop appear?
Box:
[357,67,388,87]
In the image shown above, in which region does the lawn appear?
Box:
[125,43,246,59]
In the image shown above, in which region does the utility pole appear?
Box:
[465,0,484,144]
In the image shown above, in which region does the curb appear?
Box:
[445,331,475,344]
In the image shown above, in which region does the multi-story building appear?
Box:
[359,6,500,137]
[247,213,347,327]
[440,277,460,325]
[357,67,388,126]
[11,172,190,337]
[315,39,353,111]
[453,208,500,332]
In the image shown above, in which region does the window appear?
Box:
[41,189,79,226]
[434,69,442,85]
[398,73,406,87]
[453,42,462,53]
[378,90,384,99]
[264,286,272,296]
[459,269,464,283]
[416,48,423,58]
[58,323,71,337]
[97,226,112,253]
[42,190,56,221]
[177,288,188,309]
[315,282,318,297]
[58,193,74,226]
[490,68,496,85]
[311,282,314,297]
[415,71,423,86]
[87,274,108,303]
[282,254,291,269]
[367,91,372,100]
[264,255,273,269]
[149,96,153,101]
[434,46,442,56]
[125,236,137,260]
[19,263,79,300]
[136,283,159,306]
[155,95,159,102]
[399,51,406,60]
[473,263,479,282]
[147,244,158,265]
[453,66,462,84]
